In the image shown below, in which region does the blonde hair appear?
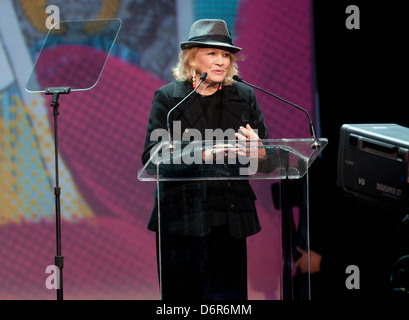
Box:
[172,47,241,86]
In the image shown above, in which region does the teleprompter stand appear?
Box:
[25,18,122,300]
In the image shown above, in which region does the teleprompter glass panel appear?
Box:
[25,18,122,93]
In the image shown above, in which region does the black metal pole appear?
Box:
[45,87,71,300]
[53,97,63,300]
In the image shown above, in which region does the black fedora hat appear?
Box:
[180,19,241,53]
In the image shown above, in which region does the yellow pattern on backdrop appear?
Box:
[0,87,94,225]
[19,0,122,33]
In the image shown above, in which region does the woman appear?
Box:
[142,19,269,300]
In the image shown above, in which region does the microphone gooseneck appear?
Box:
[167,72,208,152]
[233,75,321,150]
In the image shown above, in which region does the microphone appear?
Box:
[166,72,207,152]
[233,75,321,150]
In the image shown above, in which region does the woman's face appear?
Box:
[193,48,231,85]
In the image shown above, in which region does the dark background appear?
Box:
[311,0,409,299]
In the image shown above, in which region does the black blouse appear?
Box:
[195,90,228,226]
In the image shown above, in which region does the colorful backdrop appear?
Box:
[0,0,317,300]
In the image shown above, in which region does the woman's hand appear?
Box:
[202,143,235,162]
[202,124,266,162]
[235,124,267,160]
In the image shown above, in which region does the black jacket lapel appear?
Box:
[172,81,206,134]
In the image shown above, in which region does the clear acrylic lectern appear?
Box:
[138,138,327,300]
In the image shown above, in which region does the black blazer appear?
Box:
[142,80,269,239]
